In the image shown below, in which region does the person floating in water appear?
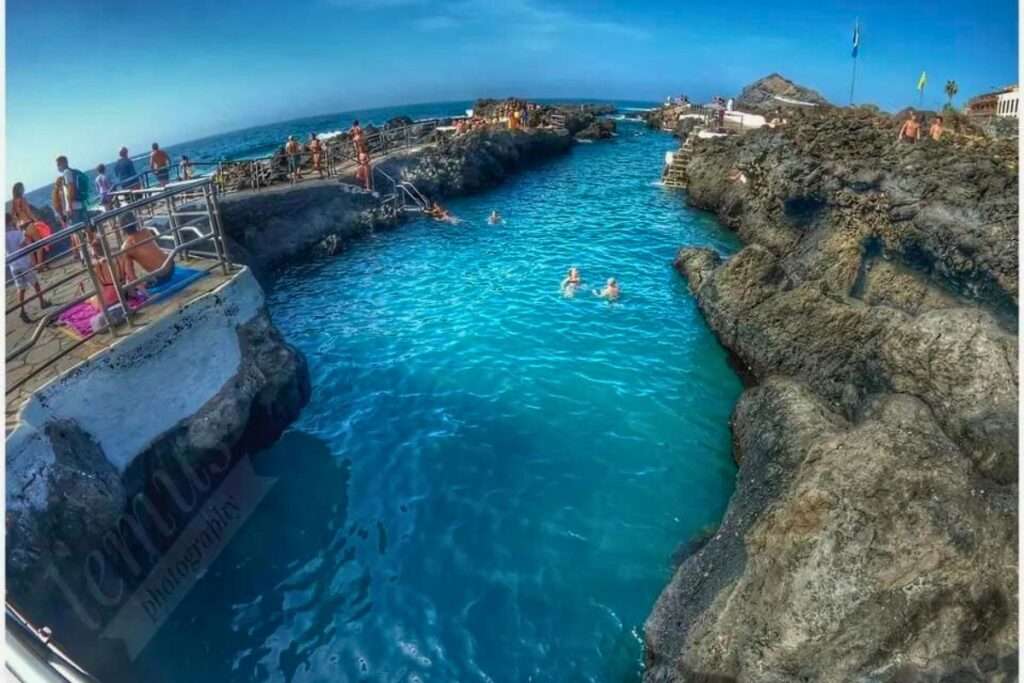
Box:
[595,277,620,301]
[560,267,582,297]
[427,201,458,223]
[488,210,503,225]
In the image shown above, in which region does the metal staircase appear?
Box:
[662,129,699,188]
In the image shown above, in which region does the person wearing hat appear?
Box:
[285,135,303,183]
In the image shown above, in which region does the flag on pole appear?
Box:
[851,21,860,58]
[917,71,927,91]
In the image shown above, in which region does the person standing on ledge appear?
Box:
[897,111,921,143]
[309,134,324,179]
[6,213,50,323]
[115,147,140,195]
[929,116,944,141]
[285,136,303,183]
[150,143,171,186]
[55,156,90,228]
[179,155,194,180]
[350,120,367,156]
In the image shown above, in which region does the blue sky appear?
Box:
[5,0,1019,190]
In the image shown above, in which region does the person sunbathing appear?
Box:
[120,223,175,288]
[595,277,620,301]
[88,241,128,310]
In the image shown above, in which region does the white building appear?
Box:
[995,87,1019,117]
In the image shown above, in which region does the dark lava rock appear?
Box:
[375,126,573,198]
[645,104,1018,681]
[575,118,617,140]
[735,72,830,111]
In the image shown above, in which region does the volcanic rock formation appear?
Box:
[645,104,1018,681]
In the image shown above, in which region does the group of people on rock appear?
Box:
[897,109,944,143]
[560,266,620,301]
[284,120,373,190]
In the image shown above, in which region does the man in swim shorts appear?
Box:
[120,222,175,288]
[596,277,620,301]
[897,111,922,143]
[150,143,171,186]
[285,136,303,183]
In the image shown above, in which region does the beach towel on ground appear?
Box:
[57,292,147,338]
[144,266,207,302]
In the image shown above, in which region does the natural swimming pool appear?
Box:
[136,120,743,681]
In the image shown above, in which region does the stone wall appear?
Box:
[6,268,310,676]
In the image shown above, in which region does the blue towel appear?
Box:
[145,265,208,302]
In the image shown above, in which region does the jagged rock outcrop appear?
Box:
[646,105,1018,681]
[575,118,617,140]
[376,126,573,198]
[735,73,830,110]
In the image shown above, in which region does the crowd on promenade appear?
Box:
[5,141,195,324]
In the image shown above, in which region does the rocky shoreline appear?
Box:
[644,101,1018,680]
[220,125,579,277]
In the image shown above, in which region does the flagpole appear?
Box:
[849,54,858,106]
[849,19,860,106]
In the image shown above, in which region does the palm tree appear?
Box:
[944,80,959,108]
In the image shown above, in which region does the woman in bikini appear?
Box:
[88,240,131,310]
[12,182,50,269]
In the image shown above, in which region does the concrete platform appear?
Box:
[5,253,237,431]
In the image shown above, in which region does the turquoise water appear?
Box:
[134,120,742,681]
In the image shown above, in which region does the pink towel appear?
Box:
[57,293,148,338]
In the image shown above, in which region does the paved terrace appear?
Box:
[5,254,237,431]
[5,120,450,432]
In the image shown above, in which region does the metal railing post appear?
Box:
[94,218,133,327]
[79,235,118,339]
[202,184,230,276]
[166,194,185,262]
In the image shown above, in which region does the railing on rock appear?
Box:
[115,119,447,197]
[6,177,234,398]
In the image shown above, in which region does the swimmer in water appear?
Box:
[488,210,503,224]
[560,267,582,296]
[595,277,620,301]
[427,201,459,224]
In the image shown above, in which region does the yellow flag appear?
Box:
[917,71,927,91]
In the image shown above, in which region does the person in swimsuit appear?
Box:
[6,213,50,322]
[929,116,944,142]
[179,156,194,180]
[898,111,922,143]
[150,143,171,186]
[488,210,503,224]
[350,120,367,155]
[120,222,175,289]
[86,239,129,310]
[11,182,50,269]
[595,277,620,301]
[309,134,324,179]
[285,136,303,183]
[561,267,582,296]
[356,150,373,191]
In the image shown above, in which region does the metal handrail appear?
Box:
[6,178,233,397]
[8,178,212,264]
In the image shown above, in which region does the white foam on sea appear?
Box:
[317,130,346,141]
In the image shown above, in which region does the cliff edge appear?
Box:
[645,104,1018,681]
